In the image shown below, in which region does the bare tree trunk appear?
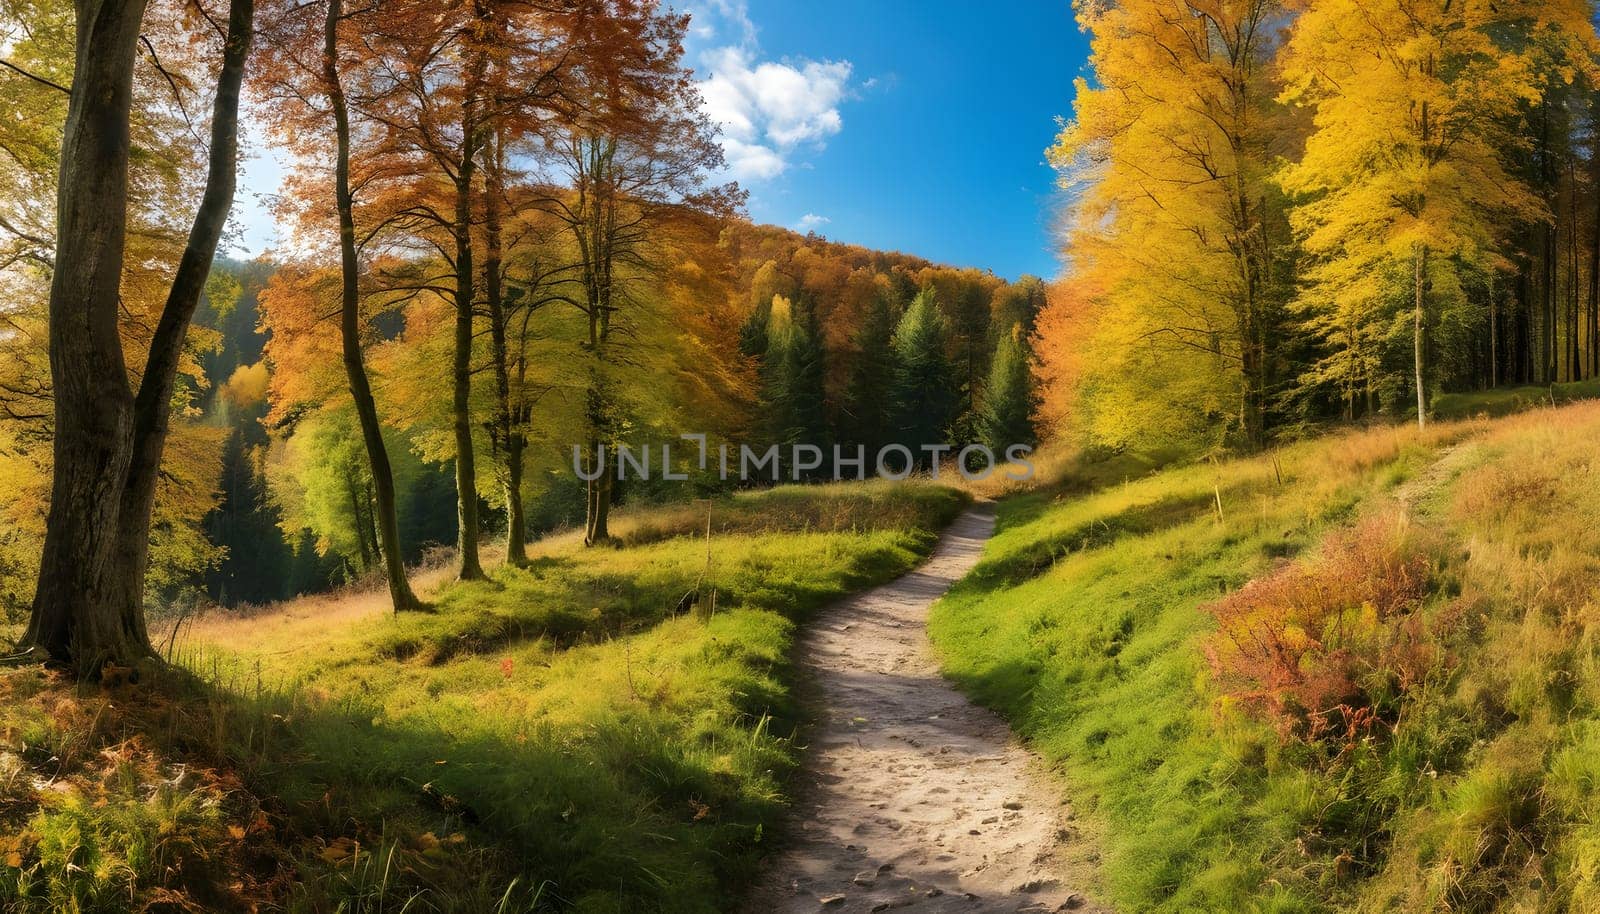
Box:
[1591,103,1600,378]
[1569,162,1581,382]
[1238,310,1265,450]
[23,0,151,672]
[106,0,254,644]
[1489,271,1499,388]
[450,138,485,580]
[482,131,525,566]
[325,0,420,612]
[1414,243,1428,430]
[582,384,612,545]
[1546,226,1558,383]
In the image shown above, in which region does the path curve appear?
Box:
[746,504,1105,913]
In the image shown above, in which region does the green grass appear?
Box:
[0,480,966,914]
[187,480,965,913]
[929,422,1478,912]
[932,401,1600,912]
[1432,377,1600,420]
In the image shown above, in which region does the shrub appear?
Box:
[1204,513,1452,749]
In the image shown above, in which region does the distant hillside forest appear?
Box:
[3,221,1044,614]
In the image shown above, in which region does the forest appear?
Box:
[0,0,1044,635]
[7,0,1600,912]
[1041,0,1600,451]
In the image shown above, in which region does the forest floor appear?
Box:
[746,504,1107,913]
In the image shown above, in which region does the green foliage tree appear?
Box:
[204,425,292,607]
[759,295,829,471]
[982,325,1037,453]
[842,289,900,454]
[889,289,957,463]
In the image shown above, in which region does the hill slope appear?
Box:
[0,482,964,913]
[931,402,1600,912]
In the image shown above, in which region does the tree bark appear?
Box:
[1590,102,1600,379]
[1489,271,1499,388]
[1414,243,1428,430]
[576,137,617,546]
[106,0,254,644]
[482,130,526,566]
[449,107,485,580]
[325,0,421,612]
[23,0,152,672]
[583,386,612,545]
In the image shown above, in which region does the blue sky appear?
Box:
[233,1,1088,281]
[686,1,1086,280]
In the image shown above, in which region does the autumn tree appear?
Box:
[535,2,738,544]
[15,0,253,672]
[1276,0,1582,428]
[254,0,427,609]
[1051,0,1291,450]
[992,275,1046,341]
[1030,276,1101,436]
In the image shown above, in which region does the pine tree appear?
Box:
[982,324,1037,453]
[760,295,829,471]
[843,290,899,453]
[206,428,290,606]
[740,294,773,360]
[889,289,957,463]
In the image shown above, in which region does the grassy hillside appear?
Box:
[930,402,1600,912]
[0,481,965,914]
[1433,378,1600,420]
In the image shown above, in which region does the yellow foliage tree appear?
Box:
[1051,0,1290,450]
[1276,0,1587,427]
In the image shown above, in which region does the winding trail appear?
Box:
[747,504,1106,913]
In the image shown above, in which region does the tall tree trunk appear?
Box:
[450,145,485,580]
[582,380,612,545]
[325,0,420,612]
[345,468,373,572]
[1546,226,1558,383]
[106,0,254,644]
[482,131,525,566]
[1414,243,1428,430]
[1489,271,1499,388]
[1591,102,1600,378]
[1567,161,1580,382]
[577,137,616,547]
[1239,315,1264,449]
[23,0,151,672]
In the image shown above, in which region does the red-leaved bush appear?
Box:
[1204,514,1452,746]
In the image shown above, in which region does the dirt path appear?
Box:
[746,504,1105,913]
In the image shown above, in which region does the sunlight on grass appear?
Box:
[928,417,1493,912]
[156,480,967,913]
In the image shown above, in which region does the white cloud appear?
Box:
[706,0,757,48]
[795,213,830,232]
[720,136,788,181]
[691,8,853,184]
